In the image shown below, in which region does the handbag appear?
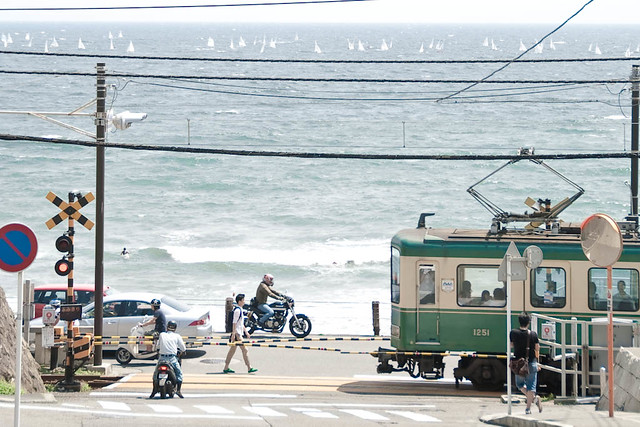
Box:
[509,330,530,376]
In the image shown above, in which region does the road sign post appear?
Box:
[46,191,93,392]
[0,223,38,427]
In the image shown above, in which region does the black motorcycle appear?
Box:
[149,353,182,399]
[244,295,312,338]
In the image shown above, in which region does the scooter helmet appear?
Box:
[167,320,177,331]
[50,299,61,308]
[151,298,161,309]
[263,274,274,285]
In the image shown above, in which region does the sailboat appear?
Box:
[229,38,235,50]
[519,39,526,51]
[625,46,632,57]
[490,39,497,50]
[27,38,32,48]
[314,41,322,54]
[25,32,30,41]
[118,31,123,38]
[594,44,602,55]
[109,39,115,50]
[7,33,13,44]
[126,41,134,53]
[435,40,444,51]
[50,37,58,47]
[380,39,389,51]
[1,34,6,48]
[207,37,214,48]
[347,39,354,50]
[588,42,593,52]
[429,38,434,49]
[44,40,49,53]
[269,38,276,49]
[549,38,556,50]
[78,38,85,49]
[238,36,246,48]
[482,37,489,47]
[357,40,365,51]
[108,31,113,39]
[419,42,424,53]
[259,40,265,53]
[294,33,299,41]
[534,39,543,54]
[389,40,392,49]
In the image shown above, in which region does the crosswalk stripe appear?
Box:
[304,411,339,418]
[147,404,182,414]
[194,405,234,414]
[387,410,442,422]
[243,406,287,417]
[98,401,131,411]
[340,409,389,420]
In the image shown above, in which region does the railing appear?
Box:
[531,313,640,398]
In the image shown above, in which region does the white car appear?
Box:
[79,292,213,351]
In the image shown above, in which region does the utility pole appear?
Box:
[94,63,106,366]
[631,65,639,217]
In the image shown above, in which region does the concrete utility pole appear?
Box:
[94,63,106,366]
[631,65,639,217]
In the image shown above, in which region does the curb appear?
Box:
[0,392,56,403]
[480,413,571,427]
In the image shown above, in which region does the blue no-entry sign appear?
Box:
[0,223,38,273]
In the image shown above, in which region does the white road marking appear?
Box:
[244,406,287,417]
[105,373,136,389]
[387,410,442,422]
[90,391,296,398]
[341,409,389,420]
[252,402,435,408]
[147,404,182,413]
[61,403,87,408]
[290,407,338,418]
[98,401,131,411]
[194,405,234,414]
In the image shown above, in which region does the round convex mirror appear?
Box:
[580,214,623,267]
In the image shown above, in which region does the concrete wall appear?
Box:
[597,347,640,412]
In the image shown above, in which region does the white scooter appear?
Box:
[115,318,158,365]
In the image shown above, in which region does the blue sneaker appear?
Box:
[248,368,257,373]
[223,368,234,374]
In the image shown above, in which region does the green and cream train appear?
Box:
[375,213,640,392]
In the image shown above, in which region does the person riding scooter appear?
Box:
[255,274,284,326]
[138,298,166,351]
[157,320,186,398]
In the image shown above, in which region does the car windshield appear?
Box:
[161,296,190,312]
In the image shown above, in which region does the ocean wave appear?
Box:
[162,238,389,266]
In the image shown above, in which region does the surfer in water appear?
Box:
[121,247,130,258]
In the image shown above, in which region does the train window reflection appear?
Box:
[457,265,505,307]
[531,267,566,308]
[588,268,639,311]
[391,247,400,304]
[418,265,436,305]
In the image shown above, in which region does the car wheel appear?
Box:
[116,348,133,365]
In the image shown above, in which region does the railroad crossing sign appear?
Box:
[45,191,95,230]
[0,223,38,272]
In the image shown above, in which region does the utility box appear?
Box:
[590,317,638,390]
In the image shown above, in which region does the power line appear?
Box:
[0,69,631,84]
[437,0,596,102]
[1,133,638,161]
[2,50,640,64]
[0,0,371,12]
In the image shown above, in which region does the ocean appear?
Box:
[0,22,638,335]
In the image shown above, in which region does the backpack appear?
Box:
[225,306,240,333]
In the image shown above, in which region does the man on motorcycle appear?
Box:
[255,274,284,326]
[139,298,167,351]
[157,320,186,398]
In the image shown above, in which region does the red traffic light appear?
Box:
[55,235,72,253]
[54,258,71,276]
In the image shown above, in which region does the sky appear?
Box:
[0,0,639,24]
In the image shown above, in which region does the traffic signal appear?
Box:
[54,233,72,276]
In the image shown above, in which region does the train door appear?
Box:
[416,264,439,343]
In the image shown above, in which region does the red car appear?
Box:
[32,284,115,319]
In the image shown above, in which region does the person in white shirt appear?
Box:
[223,294,257,374]
[157,320,186,398]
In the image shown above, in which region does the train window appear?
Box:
[418,265,436,305]
[588,268,639,311]
[457,265,505,307]
[531,267,566,308]
[391,247,400,304]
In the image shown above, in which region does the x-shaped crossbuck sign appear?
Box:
[45,191,95,230]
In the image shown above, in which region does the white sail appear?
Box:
[260,40,265,53]
[534,39,543,54]
[238,36,246,47]
[269,38,276,48]
[549,38,556,50]
[347,39,354,50]
[380,39,388,51]
[594,44,602,55]
[314,41,322,54]
[118,31,123,38]
[78,38,85,49]
[44,40,49,53]
[357,40,365,51]
[207,37,214,48]
[436,40,444,51]
[294,33,299,41]
[1,34,6,45]
[519,39,526,51]
[588,42,593,52]
[229,38,235,50]
[27,38,32,48]
[109,39,115,50]
[388,40,392,49]
[419,42,424,53]
[625,46,632,57]
[429,38,434,49]
[25,32,30,41]
[7,33,13,44]
[108,31,113,39]
[50,36,58,47]
[482,36,489,47]
[126,41,134,53]
[490,39,497,50]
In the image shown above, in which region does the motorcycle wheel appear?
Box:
[166,382,175,399]
[289,314,312,338]
[246,314,258,334]
[116,348,133,365]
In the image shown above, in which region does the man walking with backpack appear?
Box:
[223,294,257,374]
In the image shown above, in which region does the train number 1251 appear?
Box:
[473,328,490,337]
